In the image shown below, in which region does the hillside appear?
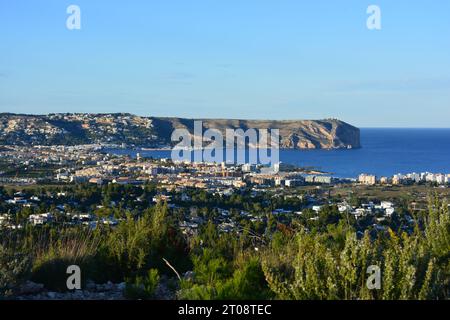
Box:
[0,113,361,149]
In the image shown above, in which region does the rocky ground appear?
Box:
[11,276,177,300]
[14,281,125,300]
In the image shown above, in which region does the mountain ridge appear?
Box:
[0,113,361,149]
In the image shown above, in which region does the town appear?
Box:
[1,144,449,237]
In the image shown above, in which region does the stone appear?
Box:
[183,271,195,281]
[85,280,96,290]
[105,281,114,291]
[18,281,44,295]
[117,282,126,291]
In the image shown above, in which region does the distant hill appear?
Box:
[0,113,361,149]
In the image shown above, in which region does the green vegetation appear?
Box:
[0,183,448,300]
[0,243,31,298]
[124,269,160,299]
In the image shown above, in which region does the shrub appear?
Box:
[103,213,153,280]
[30,228,100,291]
[179,253,271,300]
[0,244,31,298]
[124,269,160,299]
[101,203,190,282]
[261,199,450,300]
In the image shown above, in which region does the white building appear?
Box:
[393,174,405,185]
[385,207,395,216]
[407,173,421,183]
[28,213,53,226]
[242,163,257,173]
[358,174,376,185]
[338,204,351,213]
[285,179,303,187]
[436,174,446,185]
[353,208,368,218]
[381,201,394,209]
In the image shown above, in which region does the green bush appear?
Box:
[0,244,31,298]
[179,253,272,300]
[30,228,100,291]
[261,199,450,300]
[124,269,160,299]
[100,203,190,282]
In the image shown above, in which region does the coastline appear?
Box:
[101,128,450,178]
[136,147,359,151]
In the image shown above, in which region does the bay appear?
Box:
[105,128,450,178]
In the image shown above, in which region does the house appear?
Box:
[352,208,369,218]
[338,204,351,213]
[28,213,53,226]
[89,177,104,185]
[385,207,395,216]
[285,179,303,187]
[380,201,394,209]
[358,174,377,185]
[314,176,332,184]
[218,222,236,233]
[153,194,172,203]
[6,197,27,204]
[392,174,405,185]
[379,177,390,184]
[70,213,93,223]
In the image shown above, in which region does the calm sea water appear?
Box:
[106,129,450,178]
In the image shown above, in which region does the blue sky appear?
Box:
[0,0,449,127]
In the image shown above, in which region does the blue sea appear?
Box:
[106,129,450,178]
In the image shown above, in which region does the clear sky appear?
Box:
[1,0,449,127]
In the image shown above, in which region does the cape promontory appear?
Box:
[0,113,361,149]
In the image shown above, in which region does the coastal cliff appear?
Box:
[0,113,361,149]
